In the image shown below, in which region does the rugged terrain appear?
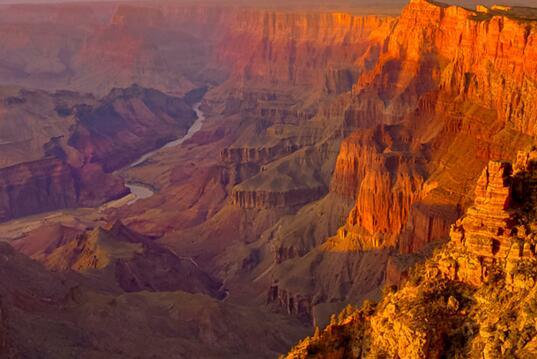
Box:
[0,0,537,357]
[260,0,537,325]
[0,84,198,221]
[286,149,537,358]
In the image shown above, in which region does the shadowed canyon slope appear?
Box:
[1,0,537,357]
[0,85,197,221]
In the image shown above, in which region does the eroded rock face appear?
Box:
[285,151,537,359]
[68,85,197,172]
[268,0,537,328]
[209,10,394,97]
[0,2,394,98]
[0,159,126,222]
[0,85,196,222]
[231,187,325,209]
[330,126,426,251]
[326,0,537,257]
[268,285,313,323]
[28,221,226,298]
[437,150,537,287]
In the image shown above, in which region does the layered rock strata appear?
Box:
[0,85,196,222]
[438,150,537,287]
[327,0,537,255]
[286,149,537,359]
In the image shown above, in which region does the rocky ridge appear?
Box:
[0,239,308,358]
[15,220,225,297]
[286,149,537,358]
[268,0,537,325]
[0,85,197,222]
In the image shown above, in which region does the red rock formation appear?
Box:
[228,143,336,210]
[231,186,325,209]
[184,8,393,90]
[0,158,126,222]
[328,126,425,251]
[268,284,312,322]
[263,0,537,326]
[221,143,300,166]
[0,2,395,98]
[30,221,226,298]
[436,150,537,287]
[327,0,537,255]
[286,150,537,359]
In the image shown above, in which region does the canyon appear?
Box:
[286,148,537,358]
[0,0,537,357]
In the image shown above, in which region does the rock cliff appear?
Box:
[329,126,426,251]
[266,0,537,327]
[286,149,537,358]
[329,0,537,255]
[0,158,126,222]
[69,85,196,171]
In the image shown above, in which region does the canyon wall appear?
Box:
[438,150,537,288]
[0,86,196,222]
[0,2,394,97]
[3,0,537,341]
[286,148,537,359]
[0,158,126,222]
[264,0,537,325]
[132,0,537,328]
[330,0,537,254]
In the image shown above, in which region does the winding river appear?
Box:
[123,101,206,205]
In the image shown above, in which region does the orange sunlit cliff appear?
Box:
[0,0,537,357]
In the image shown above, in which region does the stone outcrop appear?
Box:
[328,126,426,251]
[32,221,225,298]
[285,151,537,359]
[221,143,300,166]
[229,144,337,210]
[0,158,127,222]
[268,284,312,323]
[437,150,537,287]
[69,85,197,172]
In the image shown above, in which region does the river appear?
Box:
[123,101,206,205]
